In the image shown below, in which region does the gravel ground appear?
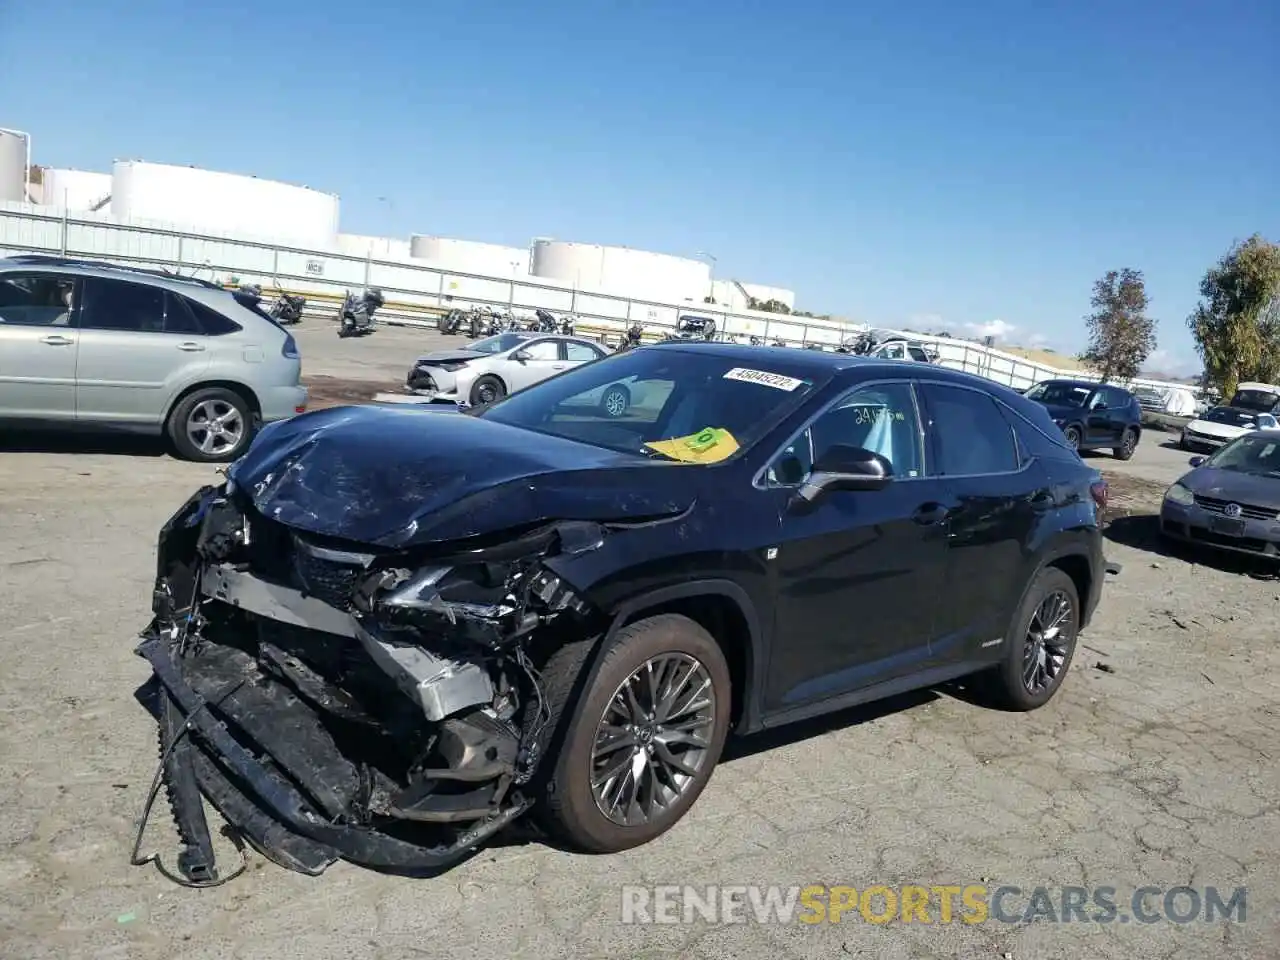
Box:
[1,338,1277,959]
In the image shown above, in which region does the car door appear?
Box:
[1081,389,1114,446]
[917,381,1049,663]
[0,271,81,420]
[74,277,211,424]
[761,379,952,713]
[1104,388,1132,443]
[502,337,565,393]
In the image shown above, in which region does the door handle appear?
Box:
[912,502,950,525]
[39,334,74,346]
[552,364,566,370]
[176,341,206,352]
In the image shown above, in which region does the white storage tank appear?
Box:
[111,160,339,246]
[530,240,711,301]
[335,233,411,259]
[409,235,528,275]
[40,168,113,212]
[0,128,30,203]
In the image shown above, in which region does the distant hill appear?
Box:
[1002,346,1089,371]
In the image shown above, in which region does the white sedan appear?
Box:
[406,332,610,406]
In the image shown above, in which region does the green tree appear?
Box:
[1081,268,1156,382]
[1188,235,1280,398]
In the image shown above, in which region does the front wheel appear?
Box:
[600,384,631,418]
[974,566,1080,711]
[1062,424,1082,451]
[469,374,506,406]
[539,614,731,853]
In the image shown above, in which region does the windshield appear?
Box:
[1228,388,1280,413]
[470,332,531,354]
[1203,406,1261,427]
[1203,435,1280,476]
[478,348,825,461]
[1025,381,1092,407]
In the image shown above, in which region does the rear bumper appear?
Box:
[136,633,527,879]
[260,384,309,422]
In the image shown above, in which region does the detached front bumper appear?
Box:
[137,632,528,880]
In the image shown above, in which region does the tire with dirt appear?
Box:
[974,566,1081,712]
[599,384,631,418]
[167,386,256,463]
[1062,424,1082,451]
[538,613,732,853]
[1113,427,1138,460]
[469,374,507,406]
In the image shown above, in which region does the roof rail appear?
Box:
[2,253,227,291]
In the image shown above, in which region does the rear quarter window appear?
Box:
[180,296,243,335]
[999,402,1076,463]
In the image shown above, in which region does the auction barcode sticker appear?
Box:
[722,367,806,391]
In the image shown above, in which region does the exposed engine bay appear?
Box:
[136,479,608,883]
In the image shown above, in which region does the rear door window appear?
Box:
[564,341,603,362]
[921,383,1020,476]
[78,278,167,332]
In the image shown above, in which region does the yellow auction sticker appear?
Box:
[645,427,740,463]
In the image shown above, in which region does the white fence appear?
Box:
[0,201,1191,397]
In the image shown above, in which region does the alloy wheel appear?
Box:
[604,388,628,417]
[589,653,716,827]
[1023,590,1073,694]
[186,399,244,457]
[1123,431,1135,455]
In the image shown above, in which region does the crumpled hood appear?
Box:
[227,406,696,548]
[1180,467,1280,510]
[1187,417,1249,438]
[414,348,487,366]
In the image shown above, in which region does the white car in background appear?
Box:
[1180,381,1280,451]
[406,332,610,407]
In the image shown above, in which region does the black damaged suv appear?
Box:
[137,342,1117,881]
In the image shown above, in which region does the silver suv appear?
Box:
[0,255,307,462]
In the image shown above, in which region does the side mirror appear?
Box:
[512,349,531,362]
[794,444,892,505]
[1188,456,1206,468]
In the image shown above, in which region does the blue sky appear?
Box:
[3,0,1277,373]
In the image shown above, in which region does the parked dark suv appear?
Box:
[1023,379,1142,459]
[136,344,1118,883]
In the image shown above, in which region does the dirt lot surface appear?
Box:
[1,339,1277,959]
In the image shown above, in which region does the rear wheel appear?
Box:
[1113,427,1138,460]
[974,567,1080,711]
[539,613,731,853]
[469,374,506,406]
[167,387,255,463]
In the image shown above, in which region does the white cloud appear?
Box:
[962,318,1016,340]
[1024,331,1050,348]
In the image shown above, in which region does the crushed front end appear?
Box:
[136,481,605,881]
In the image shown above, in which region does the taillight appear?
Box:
[1090,480,1109,510]
[282,333,300,359]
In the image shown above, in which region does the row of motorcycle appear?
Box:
[232,282,388,339]
[438,306,576,339]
